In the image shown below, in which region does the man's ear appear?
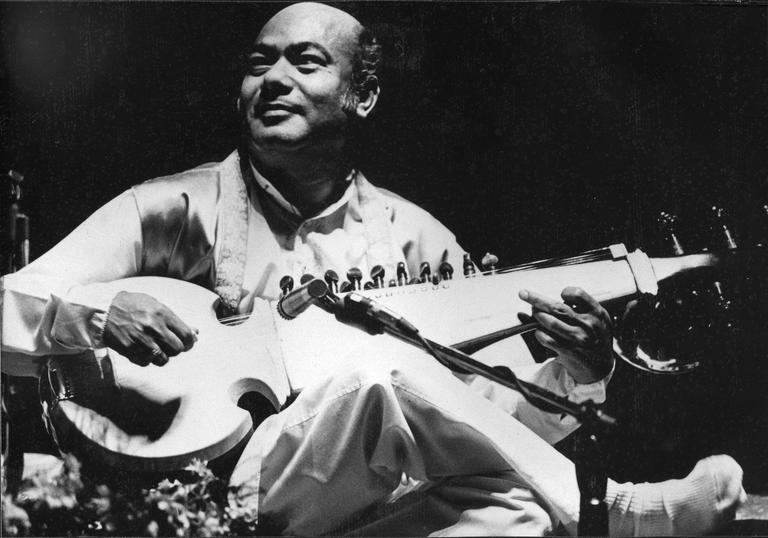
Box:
[354,77,380,119]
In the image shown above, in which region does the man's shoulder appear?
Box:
[359,173,457,238]
[364,178,445,224]
[132,151,239,198]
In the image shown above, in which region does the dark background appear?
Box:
[2,2,768,489]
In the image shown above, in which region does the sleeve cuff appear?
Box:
[563,357,615,405]
[49,285,118,349]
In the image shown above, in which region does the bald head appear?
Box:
[260,3,364,47]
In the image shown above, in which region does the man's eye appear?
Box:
[299,54,323,63]
[296,54,325,70]
[247,56,271,75]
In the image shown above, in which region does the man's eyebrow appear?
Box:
[248,43,274,56]
[248,41,333,61]
[287,42,332,61]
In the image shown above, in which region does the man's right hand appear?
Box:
[102,291,198,366]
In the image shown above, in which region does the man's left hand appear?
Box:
[519,286,613,384]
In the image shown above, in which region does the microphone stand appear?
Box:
[329,294,616,535]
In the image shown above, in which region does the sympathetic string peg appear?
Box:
[388,278,397,288]
[481,252,499,274]
[657,211,685,256]
[324,270,339,294]
[709,205,738,250]
[364,281,375,290]
[439,262,453,281]
[347,267,363,290]
[396,262,408,286]
[462,253,476,277]
[279,275,294,297]
[339,281,352,293]
[370,265,385,288]
[408,276,421,285]
[419,262,431,283]
[758,203,768,247]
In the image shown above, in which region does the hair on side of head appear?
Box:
[352,26,382,98]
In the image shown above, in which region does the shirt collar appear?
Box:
[249,161,356,220]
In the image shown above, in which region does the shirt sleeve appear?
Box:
[1,190,142,375]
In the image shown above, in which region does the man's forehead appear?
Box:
[254,3,360,56]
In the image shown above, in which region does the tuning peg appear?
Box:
[481,252,499,274]
[324,270,339,294]
[419,262,431,283]
[370,265,385,288]
[657,211,685,256]
[347,267,363,290]
[279,275,294,297]
[396,262,408,286]
[439,262,454,281]
[709,205,738,250]
[300,273,315,285]
[462,253,476,277]
[339,281,352,293]
[758,203,768,247]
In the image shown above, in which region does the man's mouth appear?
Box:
[254,102,299,117]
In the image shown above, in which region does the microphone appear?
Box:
[337,292,419,337]
[277,278,329,319]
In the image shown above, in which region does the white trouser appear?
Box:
[228,350,737,536]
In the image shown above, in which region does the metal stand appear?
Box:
[574,430,609,535]
[2,169,29,495]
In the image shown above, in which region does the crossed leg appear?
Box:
[229,348,742,536]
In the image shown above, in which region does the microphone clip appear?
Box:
[334,293,386,335]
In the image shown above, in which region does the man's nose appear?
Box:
[262,57,293,93]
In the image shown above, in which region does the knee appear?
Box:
[327,359,399,395]
[432,475,554,536]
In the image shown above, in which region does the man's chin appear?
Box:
[248,130,309,152]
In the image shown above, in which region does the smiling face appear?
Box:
[240,3,364,156]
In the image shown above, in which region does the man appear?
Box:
[1,3,744,535]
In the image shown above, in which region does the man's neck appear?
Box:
[248,146,353,217]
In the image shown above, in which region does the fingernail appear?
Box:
[519,289,529,300]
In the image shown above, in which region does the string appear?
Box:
[218,313,251,325]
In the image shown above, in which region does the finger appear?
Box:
[531,310,582,340]
[534,329,568,355]
[129,352,151,367]
[147,344,169,366]
[517,312,535,325]
[561,287,602,314]
[162,309,199,351]
[520,289,577,319]
[134,333,168,367]
[535,309,610,353]
[154,328,185,357]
